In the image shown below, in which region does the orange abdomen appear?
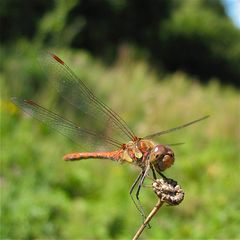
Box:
[63,150,123,161]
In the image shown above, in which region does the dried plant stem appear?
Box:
[132,199,164,240]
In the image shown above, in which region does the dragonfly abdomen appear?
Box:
[63,150,123,161]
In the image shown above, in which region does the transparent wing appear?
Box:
[143,116,209,139]
[38,53,136,145]
[12,97,123,151]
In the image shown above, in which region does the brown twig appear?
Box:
[132,199,164,240]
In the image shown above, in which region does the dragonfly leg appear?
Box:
[130,171,146,219]
[130,170,151,228]
[136,163,150,201]
[135,163,151,228]
[130,171,143,195]
[157,171,178,187]
[153,163,168,179]
[159,172,167,179]
[150,164,157,180]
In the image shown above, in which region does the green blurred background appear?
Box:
[1,0,240,239]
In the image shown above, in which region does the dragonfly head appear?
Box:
[150,144,175,172]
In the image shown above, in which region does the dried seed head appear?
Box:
[152,178,184,205]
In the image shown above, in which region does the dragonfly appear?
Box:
[12,53,209,219]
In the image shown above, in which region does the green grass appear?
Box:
[1,45,239,239]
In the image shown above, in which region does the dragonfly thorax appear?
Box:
[122,141,175,173]
[121,139,152,164]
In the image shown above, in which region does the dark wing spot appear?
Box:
[24,100,37,106]
[52,54,65,65]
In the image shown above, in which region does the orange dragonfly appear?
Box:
[12,53,208,217]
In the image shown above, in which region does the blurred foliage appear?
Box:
[1,45,240,239]
[1,0,240,239]
[158,0,240,86]
[1,0,240,86]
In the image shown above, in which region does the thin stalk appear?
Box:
[132,199,164,240]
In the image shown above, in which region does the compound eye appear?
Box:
[153,145,165,159]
